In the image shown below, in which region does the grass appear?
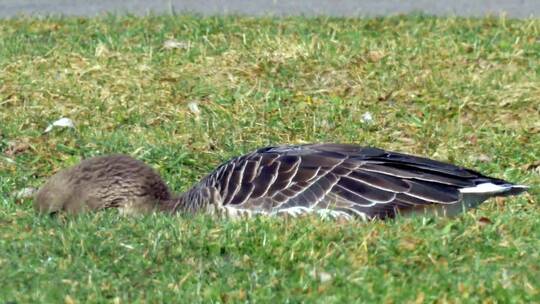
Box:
[0,14,539,302]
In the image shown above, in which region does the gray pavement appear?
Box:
[0,0,538,19]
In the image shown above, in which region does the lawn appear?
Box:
[0,14,539,302]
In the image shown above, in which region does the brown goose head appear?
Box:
[34,155,172,215]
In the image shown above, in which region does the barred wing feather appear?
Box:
[199,144,526,220]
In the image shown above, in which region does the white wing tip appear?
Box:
[459,182,528,195]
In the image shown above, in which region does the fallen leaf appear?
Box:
[5,140,31,156]
[527,123,540,134]
[496,196,507,206]
[377,91,394,101]
[367,50,386,62]
[522,160,540,171]
[478,216,493,226]
[234,289,247,301]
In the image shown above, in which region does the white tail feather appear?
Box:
[459,183,527,194]
[454,182,528,214]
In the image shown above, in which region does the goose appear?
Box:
[34,144,528,220]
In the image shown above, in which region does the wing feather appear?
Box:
[250,161,280,198]
[199,143,516,220]
[223,160,248,205]
[405,180,460,204]
[349,169,411,192]
[360,163,475,187]
[338,176,396,203]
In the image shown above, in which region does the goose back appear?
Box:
[195,144,525,219]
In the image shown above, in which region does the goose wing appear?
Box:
[201,143,517,220]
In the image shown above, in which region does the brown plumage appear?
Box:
[34,155,172,215]
[35,144,528,220]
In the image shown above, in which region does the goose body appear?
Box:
[35,144,527,220]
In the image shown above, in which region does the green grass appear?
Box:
[1,14,539,302]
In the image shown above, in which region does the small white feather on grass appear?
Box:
[44,118,75,133]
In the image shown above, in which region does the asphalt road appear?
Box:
[0,0,538,19]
